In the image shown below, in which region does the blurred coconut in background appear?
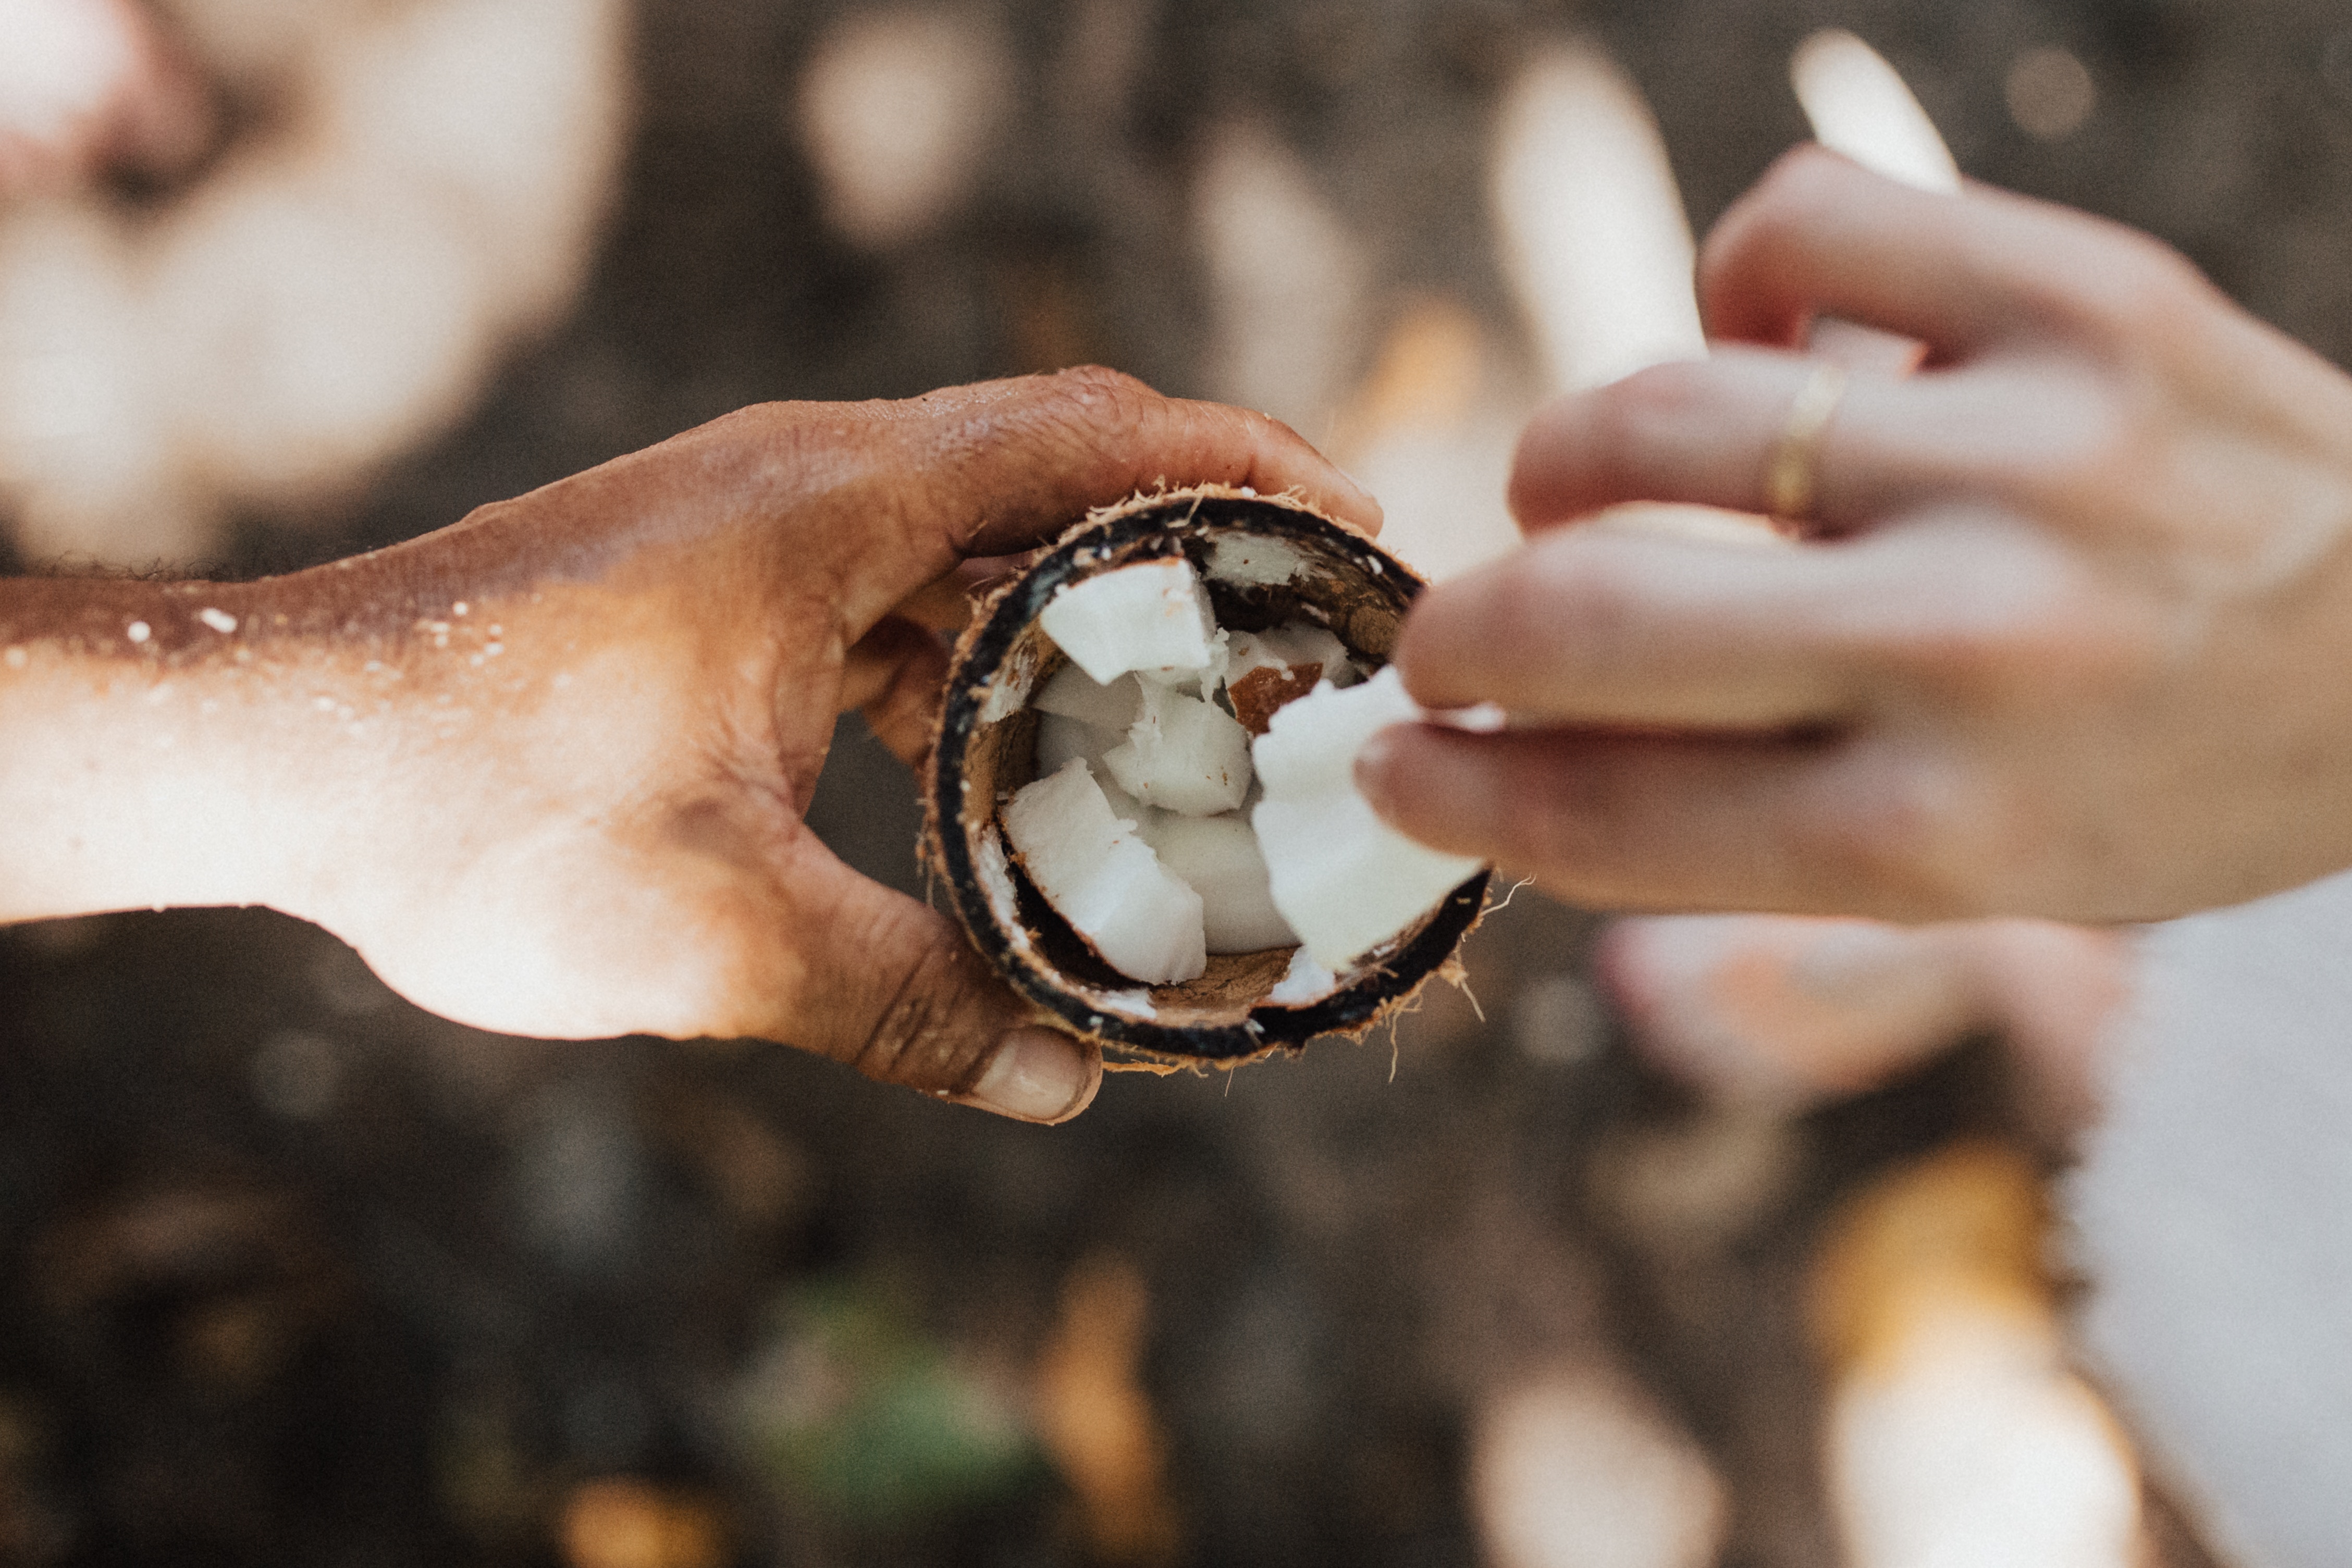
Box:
[0,0,627,565]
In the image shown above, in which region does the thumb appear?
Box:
[761,849,1102,1123]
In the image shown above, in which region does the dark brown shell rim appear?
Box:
[922,490,1491,1064]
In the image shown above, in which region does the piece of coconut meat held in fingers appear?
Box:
[923,488,1491,1063]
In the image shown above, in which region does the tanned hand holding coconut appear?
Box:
[0,370,1419,1124]
[927,489,1491,1066]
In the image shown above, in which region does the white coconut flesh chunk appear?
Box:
[1228,623,1360,688]
[1032,670,1149,783]
[1208,533,1308,586]
[1033,664,1143,729]
[1012,555,1467,980]
[1038,558,1218,685]
[1251,666,1486,970]
[1002,760,1206,985]
[1267,947,1340,1005]
[1135,627,1230,699]
[1103,680,1254,816]
[1036,710,1125,780]
[1136,810,1297,954]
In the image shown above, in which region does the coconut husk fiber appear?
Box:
[922,487,1490,1065]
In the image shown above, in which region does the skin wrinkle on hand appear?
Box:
[1,372,1365,1116]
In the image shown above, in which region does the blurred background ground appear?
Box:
[5,0,2351,1562]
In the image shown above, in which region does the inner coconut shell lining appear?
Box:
[923,488,1490,1064]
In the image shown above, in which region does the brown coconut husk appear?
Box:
[921,486,1491,1066]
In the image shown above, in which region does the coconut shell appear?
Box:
[922,487,1491,1065]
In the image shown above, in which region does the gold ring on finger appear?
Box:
[1764,360,1849,524]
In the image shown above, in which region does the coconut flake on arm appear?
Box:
[1250,666,1485,971]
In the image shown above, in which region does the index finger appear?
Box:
[896,366,1383,553]
[1701,145,2213,362]
[832,366,1382,633]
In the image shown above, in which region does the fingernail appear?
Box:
[962,1027,1099,1123]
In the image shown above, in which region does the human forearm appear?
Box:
[0,532,746,971]
[0,534,841,1058]
[0,563,451,923]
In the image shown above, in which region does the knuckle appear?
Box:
[1879,533,2157,705]
[2099,237,2206,329]
[1980,599,2145,705]
[1052,362,1153,396]
[1037,364,1159,424]
[1890,621,2023,695]
[1718,145,1847,252]
[923,366,1161,458]
[1579,368,1702,496]
[1516,366,1715,517]
[1614,358,1711,419]
[1499,743,1629,880]
[1509,399,1595,518]
[1804,752,1961,909]
[1881,582,2072,695]
[1007,365,1167,463]
[1506,783,1607,886]
[1999,396,2139,510]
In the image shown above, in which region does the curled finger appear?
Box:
[818,366,1382,633]
[1510,348,1975,534]
[898,366,1382,557]
[840,615,951,770]
[1701,145,2213,360]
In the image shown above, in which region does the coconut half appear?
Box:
[924,488,1492,1063]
